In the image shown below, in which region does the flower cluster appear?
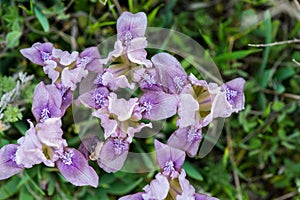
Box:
[0,11,245,199]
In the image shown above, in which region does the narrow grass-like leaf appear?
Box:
[183,161,203,181]
[34,6,49,32]
[214,49,261,62]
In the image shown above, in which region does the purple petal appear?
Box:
[137,91,178,120]
[0,144,24,180]
[78,87,110,110]
[119,192,144,200]
[108,93,138,121]
[56,148,99,187]
[142,173,170,200]
[55,83,73,115]
[176,169,196,200]
[152,52,188,94]
[61,67,88,91]
[177,94,199,128]
[154,140,186,179]
[97,137,129,173]
[167,126,202,157]
[195,193,219,200]
[222,77,246,113]
[16,121,46,168]
[77,47,103,73]
[117,12,147,45]
[20,42,54,65]
[137,68,163,91]
[32,82,62,123]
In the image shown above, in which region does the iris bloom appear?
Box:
[119,140,218,200]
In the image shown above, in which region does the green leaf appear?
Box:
[0,176,20,200]
[105,178,143,195]
[19,187,34,200]
[6,31,22,48]
[34,6,50,32]
[183,161,203,181]
[213,49,262,62]
[148,3,164,24]
[272,100,285,112]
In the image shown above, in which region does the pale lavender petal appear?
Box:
[137,91,178,120]
[61,67,88,91]
[177,94,199,128]
[126,122,152,143]
[108,93,138,121]
[154,140,186,179]
[102,72,135,90]
[138,68,163,91]
[117,12,147,45]
[127,37,152,67]
[16,121,46,168]
[119,192,144,200]
[167,126,202,157]
[78,87,109,109]
[52,49,78,66]
[222,77,245,113]
[208,83,232,118]
[97,137,129,173]
[36,118,64,149]
[152,52,188,94]
[92,112,117,139]
[100,40,123,65]
[57,148,99,187]
[20,42,54,65]
[0,144,24,180]
[43,60,59,83]
[195,193,219,200]
[176,169,195,200]
[142,173,169,200]
[32,82,62,123]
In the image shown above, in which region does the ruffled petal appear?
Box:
[177,93,199,128]
[61,67,88,91]
[142,173,170,200]
[108,93,138,121]
[92,112,118,139]
[176,169,195,200]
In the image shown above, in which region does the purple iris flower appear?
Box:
[119,140,219,200]
[151,52,189,94]
[0,144,24,180]
[56,148,99,187]
[167,125,203,157]
[15,119,66,168]
[32,82,62,123]
[101,11,151,67]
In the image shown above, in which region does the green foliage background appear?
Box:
[0,0,300,199]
